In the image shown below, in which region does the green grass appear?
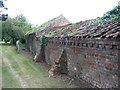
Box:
[1,45,78,88]
[0,41,11,44]
[2,61,22,88]
[19,43,25,47]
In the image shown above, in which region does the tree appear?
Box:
[0,0,8,21]
[94,5,120,24]
[102,6,120,19]
[2,14,32,44]
[15,14,32,34]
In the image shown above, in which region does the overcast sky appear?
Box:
[4,0,119,25]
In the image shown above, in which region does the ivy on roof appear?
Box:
[28,18,56,34]
[44,27,66,37]
[27,5,119,36]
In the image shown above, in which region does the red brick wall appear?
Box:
[45,37,119,88]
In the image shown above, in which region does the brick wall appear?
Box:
[45,37,120,88]
[25,15,70,55]
[25,17,119,88]
[25,33,39,55]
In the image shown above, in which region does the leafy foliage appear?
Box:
[1,14,32,44]
[93,6,120,24]
[0,0,8,21]
[102,6,120,19]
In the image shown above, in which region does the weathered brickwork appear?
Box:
[25,15,70,55]
[25,17,119,88]
[45,37,120,88]
[25,33,37,55]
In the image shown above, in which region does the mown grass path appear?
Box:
[1,45,78,88]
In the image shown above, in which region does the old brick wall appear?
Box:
[25,18,119,88]
[26,15,70,55]
[25,33,38,55]
[45,37,120,88]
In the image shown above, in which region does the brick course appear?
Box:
[45,37,119,88]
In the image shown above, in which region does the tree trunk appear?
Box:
[12,38,16,44]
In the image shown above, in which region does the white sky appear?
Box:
[4,0,119,25]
